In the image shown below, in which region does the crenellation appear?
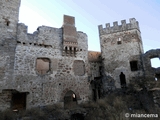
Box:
[121,20,126,26]
[17,23,28,33]
[98,18,140,35]
[113,21,118,26]
[105,23,110,28]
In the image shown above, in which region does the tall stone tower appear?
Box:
[0,0,21,89]
[98,18,144,88]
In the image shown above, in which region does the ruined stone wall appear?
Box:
[99,18,144,88]
[152,90,160,109]
[0,90,12,111]
[143,49,160,78]
[88,51,102,81]
[6,23,90,109]
[141,49,160,90]
[0,1,91,109]
[88,62,101,81]
[0,0,21,91]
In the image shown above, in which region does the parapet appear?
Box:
[17,23,62,48]
[98,18,140,35]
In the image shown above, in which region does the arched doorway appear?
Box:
[119,72,126,88]
[64,90,77,109]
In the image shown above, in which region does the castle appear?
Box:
[0,0,160,111]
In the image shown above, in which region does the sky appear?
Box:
[19,0,160,67]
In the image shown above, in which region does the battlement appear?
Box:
[17,23,62,49]
[98,18,140,35]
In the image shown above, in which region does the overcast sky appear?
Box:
[19,0,160,67]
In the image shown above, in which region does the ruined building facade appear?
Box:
[0,0,160,111]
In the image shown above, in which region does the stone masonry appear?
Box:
[0,0,159,111]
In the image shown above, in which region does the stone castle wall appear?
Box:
[0,0,91,109]
[11,23,90,108]
[0,0,159,111]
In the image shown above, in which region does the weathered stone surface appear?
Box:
[0,0,159,111]
[99,20,144,89]
[0,0,91,110]
[73,60,85,76]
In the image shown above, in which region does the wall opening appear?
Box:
[130,61,138,71]
[36,58,50,75]
[71,113,84,120]
[117,38,122,45]
[98,88,101,99]
[6,21,10,26]
[70,47,72,54]
[12,92,27,111]
[65,46,68,54]
[155,74,160,81]
[92,89,96,101]
[99,66,102,76]
[64,90,77,109]
[74,47,76,54]
[4,18,10,26]
[155,77,158,81]
[119,72,126,88]
[150,58,160,68]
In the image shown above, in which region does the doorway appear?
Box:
[64,90,77,109]
[12,92,27,111]
[119,72,126,88]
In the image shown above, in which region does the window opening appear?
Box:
[36,58,50,75]
[150,58,160,68]
[119,72,126,88]
[92,89,96,101]
[99,66,102,76]
[117,38,122,45]
[130,61,138,71]
[155,77,158,81]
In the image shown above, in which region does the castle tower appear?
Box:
[0,0,21,35]
[98,18,144,88]
[62,15,78,56]
[0,0,21,89]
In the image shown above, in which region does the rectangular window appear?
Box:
[130,61,138,71]
[36,58,50,75]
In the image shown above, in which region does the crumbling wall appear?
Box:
[152,90,160,109]
[142,49,160,89]
[10,21,90,109]
[88,51,102,101]
[0,90,12,111]
[143,49,160,78]
[88,51,102,81]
